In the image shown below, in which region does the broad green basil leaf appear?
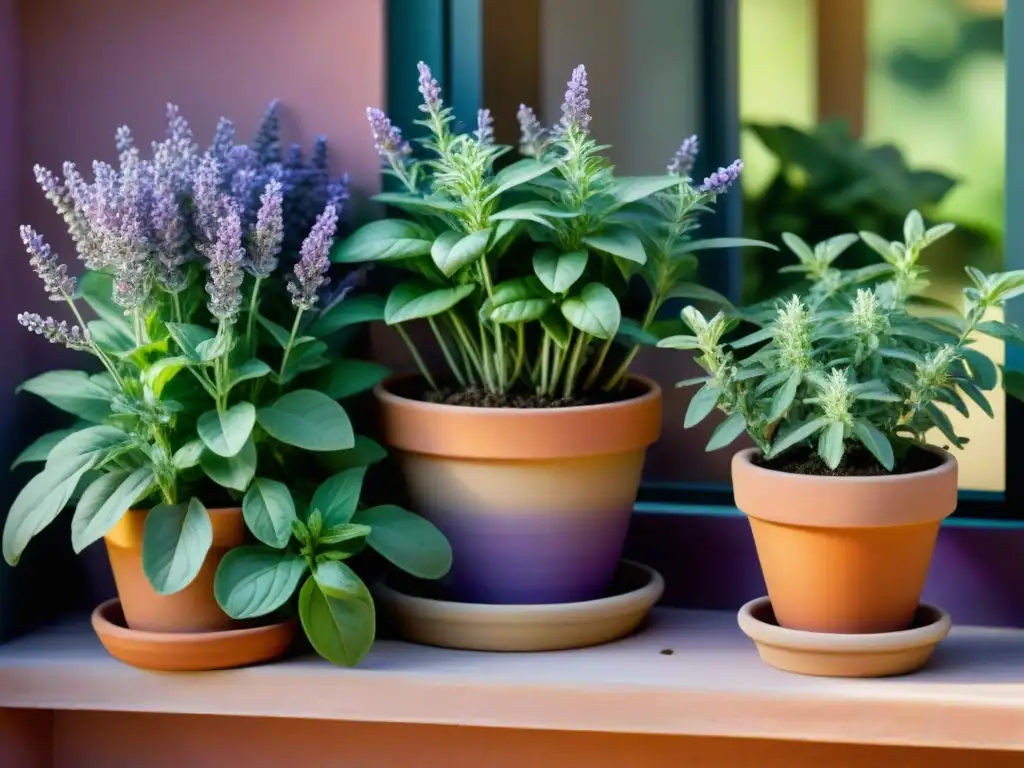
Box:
[310,294,387,337]
[197,402,256,458]
[484,159,557,203]
[533,248,588,294]
[201,436,257,491]
[384,282,475,325]
[165,322,216,362]
[11,428,77,469]
[560,283,621,340]
[47,425,128,468]
[18,370,115,423]
[332,219,434,263]
[582,227,647,265]
[318,436,388,473]
[144,356,189,397]
[431,228,491,277]
[227,359,272,391]
[71,467,155,553]
[489,201,576,229]
[489,276,552,323]
[215,546,308,619]
[243,478,297,549]
[616,318,659,346]
[172,439,206,470]
[299,571,375,667]
[310,467,366,527]
[88,320,134,354]
[608,176,684,206]
[315,359,390,400]
[277,340,330,384]
[318,523,373,546]
[141,499,213,595]
[257,390,354,452]
[540,309,571,348]
[352,504,452,579]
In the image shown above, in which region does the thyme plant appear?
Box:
[6,104,451,663]
[664,210,1024,472]
[334,63,773,401]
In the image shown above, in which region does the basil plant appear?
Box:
[5,105,451,652]
[664,210,1024,472]
[334,62,773,401]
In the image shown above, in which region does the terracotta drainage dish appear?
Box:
[738,597,951,677]
[375,560,665,651]
[732,447,958,636]
[374,375,662,606]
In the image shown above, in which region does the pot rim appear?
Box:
[374,372,661,416]
[733,444,956,484]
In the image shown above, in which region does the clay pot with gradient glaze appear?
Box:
[374,375,662,605]
[731,447,958,634]
[104,507,245,633]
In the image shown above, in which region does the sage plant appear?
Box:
[664,210,1024,471]
[336,62,773,400]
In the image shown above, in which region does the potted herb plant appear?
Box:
[665,210,1023,640]
[334,62,772,605]
[6,102,451,669]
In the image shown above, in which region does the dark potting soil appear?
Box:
[393,378,645,409]
[754,444,943,477]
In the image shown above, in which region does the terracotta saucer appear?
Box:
[737,596,951,678]
[375,559,664,652]
[91,598,298,671]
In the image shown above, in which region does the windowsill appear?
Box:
[1,608,1023,750]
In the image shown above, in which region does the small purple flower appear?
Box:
[115,125,138,170]
[252,99,282,165]
[516,104,548,159]
[699,159,744,195]
[17,312,87,348]
[288,204,339,310]
[366,107,412,166]
[474,109,494,145]
[193,154,224,245]
[152,171,189,291]
[209,117,236,163]
[417,61,443,114]
[327,173,350,213]
[667,135,699,176]
[206,204,246,322]
[248,179,284,278]
[21,226,76,300]
[34,164,96,265]
[559,65,591,134]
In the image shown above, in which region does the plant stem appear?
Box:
[538,333,551,395]
[65,298,125,390]
[603,291,664,391]
[277,309,304,390]
[478,259,505,390]
[395,324,438,391]
[478,319,497,392]
[245,276,264,357]
[511,323,526,383]
[449,313,483,384]
[549,328,573,396]
[132,309,145,348]
[429,316,466,387]
[563,332,590,399]
[582,337,613,391]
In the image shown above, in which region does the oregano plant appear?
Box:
[663,210,1024,472]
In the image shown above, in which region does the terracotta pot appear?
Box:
[374,375,662,605]
[731,447,958,634]
[104,507,245,633]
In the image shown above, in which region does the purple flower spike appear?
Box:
[417,61,443,114]
[699,159,743,194]
[516,104,547,158]
[327,173,350,213]
[21,226,75,300]
[209,117,236,163]
[152,171,189,291]
[559,65,591,134]
[366,107,412,166]
[249,179,284,278]
[206,204,246,322]
[667,135,699,176]
[289,204,339,310]
[193,154,224,246]
[252,99,282,164]
[474,109,495,146]
[18,312,87,349]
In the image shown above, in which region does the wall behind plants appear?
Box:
[2,0,386,637]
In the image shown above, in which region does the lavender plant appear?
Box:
[334,63,774,402]
[6,103,450,666]
[665,210,1024,473]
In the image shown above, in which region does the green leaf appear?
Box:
[616,318,659,346]
[214,546,308,619]
[312,559,367,599]
[46,425,127,467]
[959,379,995,418]
[925,403,964,447]
[11,428,77,469]
[705,412,747,451]
[277,340,330,384]
[227,359,272,391]
[730,327,774,349]
[664,283,737,312]
[257,315,313,349]
[197,403,256,458]
[657,334,700,350]
[489,276,552,323]
[684,384,720,428]
[318,523,373,546]
[195,334,231,361]
[582,228,647,265]
[608,175,684,205]
[485,159,556,202]
[319,436,388,472]
[859,231,898,262]
[431,228,491,277]
[332,219,434,263]
[767,369,802,423]
[201,436,257,491]
[961,347,998,390]
[3,457,98,566]
[88,320,134,354]
[141,499,213,595]
[173,439,205,470]
[165,323,216,362]
[852,421,894,471]
[533,248,588,294]
[676,237,778,255]
[818,421,846,470]
[768,417,828,458]
[18,370,114,423]
[310,467,366,528]
[540,309,571,348]
[490,201,579,228]
[560,283,621,340]
[904,209,925,244]
[384,282,475,325]
[243,478,297,549]
[300,570,376,667]
[79,270,133,337]
[315,359,390,400]
[371,191,460,215]
[71,468,155,553]
[310,294,387,337]
[352,504,452,579]
[257,390,355,452]
[781,232,815,262]
[877,347,923,365]
[143,356,189,397]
